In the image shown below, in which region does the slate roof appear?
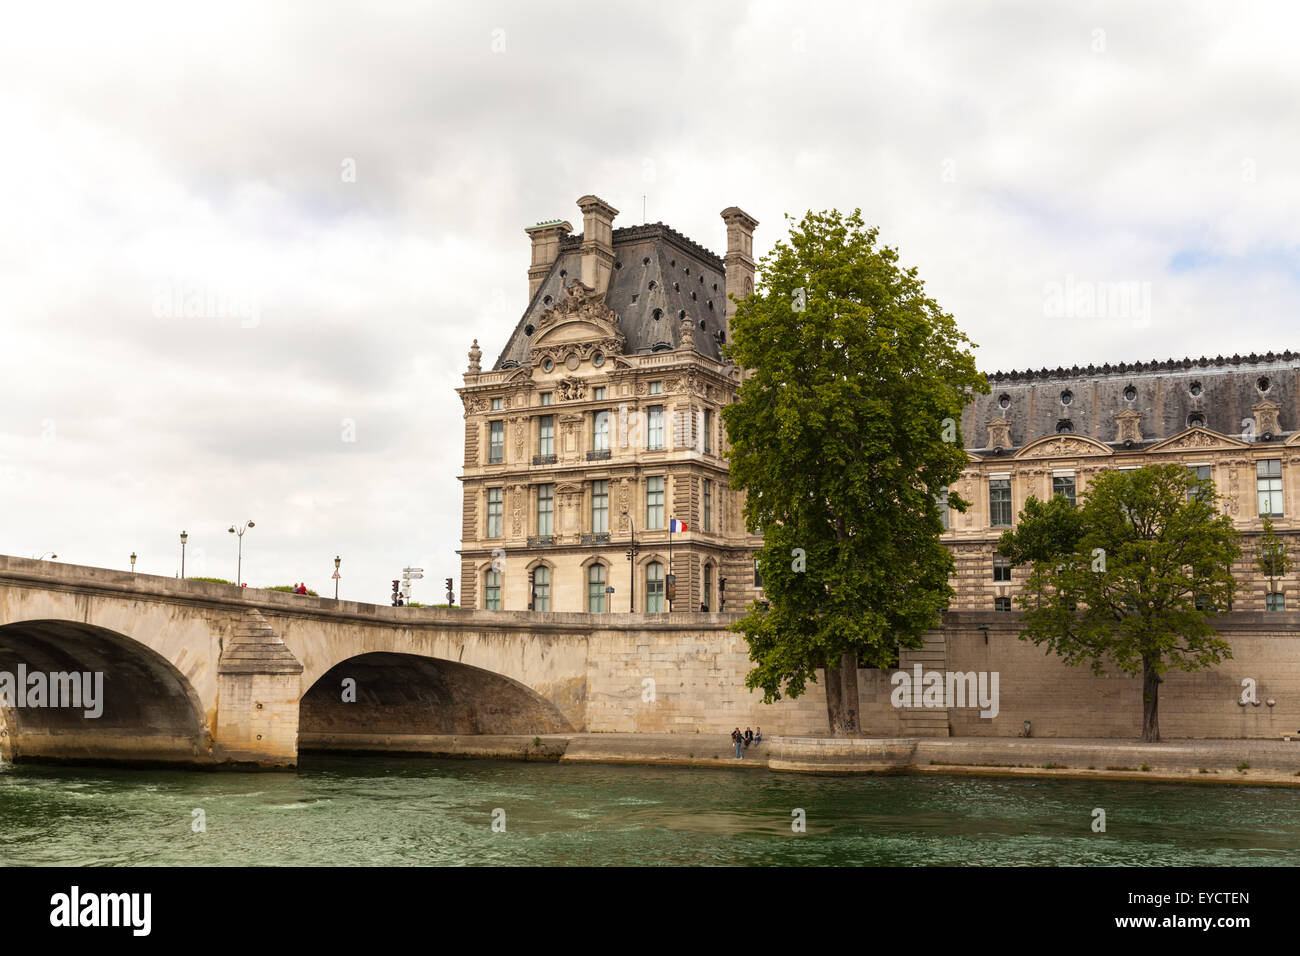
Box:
[963,351,1300,451]
[493,223,730,369]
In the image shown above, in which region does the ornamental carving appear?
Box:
[555,377,587,402]
[511,416,526,460]
[1019,437,1109,459]
[528,280,627,367]
[1114,408,1142,444]
[463,395,488,414]
[1253,399,1282,437]
[1165,429,1220,449]
[986,418,1012,449]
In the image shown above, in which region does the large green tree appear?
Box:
[998,464,1241,742]
[722,209,986,735]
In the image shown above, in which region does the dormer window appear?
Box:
[1056,419,1074,434]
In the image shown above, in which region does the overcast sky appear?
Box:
[2,1,1297,603]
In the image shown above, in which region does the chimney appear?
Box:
[525,220,573,301]
[720,206,758,337]
[576,194,619,294]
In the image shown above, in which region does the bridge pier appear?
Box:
[214,611,304,767]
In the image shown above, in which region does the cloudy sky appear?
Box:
[1,1,1297,603]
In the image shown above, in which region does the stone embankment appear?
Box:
[327,733,1300,785]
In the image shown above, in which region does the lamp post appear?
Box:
[621,510,639,613]
[334,555,341,600]
[228,520,254,586]
[180,530,188,578]
[130,552,137,573]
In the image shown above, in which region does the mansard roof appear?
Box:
[493,223,729,369]
[963,351,1299,453]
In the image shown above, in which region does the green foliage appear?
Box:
[998,464,1241,741]
[188,576,236,586]
[722,208,988,706]
[1255,516,1292,581]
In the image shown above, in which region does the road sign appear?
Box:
[404,572,424,580]
[331,570,341,579]
[403,567,424,573]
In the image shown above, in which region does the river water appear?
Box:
[1,756,1297,866]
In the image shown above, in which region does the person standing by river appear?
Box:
[731,728,743,759]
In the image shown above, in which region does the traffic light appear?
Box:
[445,576,455,606]
[719,576,726,612]
[392,580,400,607]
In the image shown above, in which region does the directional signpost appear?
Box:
[401,567,424,604]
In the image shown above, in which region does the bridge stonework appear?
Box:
[1,556,1298,768]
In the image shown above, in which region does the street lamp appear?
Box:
[621,510,639,613]
[228,520,254,585]
[334,555,341,600]
[130,552,137,572]
[180,530,188,578]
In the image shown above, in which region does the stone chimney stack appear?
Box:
[525,219,573,301]
[720,207,758,337]
[576,194,619,295]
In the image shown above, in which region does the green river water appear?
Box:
[1,756,1297,866]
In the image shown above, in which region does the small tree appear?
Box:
[998,463,1241,742]
[1255,516,1291,597]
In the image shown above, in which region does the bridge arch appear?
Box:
[298,651,574,752]
[0,618,209,764]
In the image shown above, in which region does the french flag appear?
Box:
[669,518,688,533]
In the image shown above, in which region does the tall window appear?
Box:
[1258,459,1283,517]
[703,564,713,611]
[486,488,503,538]
[538,416,555,456]
[592,480,609,532]
[989,478,1012,527]
[647,476,665,529]
[536,484,553,536]
[532,566,550,611]
[1188,464,1213,501]
[754,557,763,588]
[1266,591,1286,612]
[703,409,712,453]
[593,410,610,451]
[1052,474,1076,507]
[647,406,664,450]
[703,479,713,531]
[646,561,665,612]
[993,554,1012,582]
[484,569,501,610]
[489,421,504,463]
[938,487,949,530]
[587,564,606,612]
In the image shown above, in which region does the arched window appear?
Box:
[532,566,550,611]
[646,561,665,613]
[702,563,713,612]
[484,569,501,610]
[587,564,606,613]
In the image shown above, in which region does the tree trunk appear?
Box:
[1141,657,1161,743]
[824,655,845,736]
[840,649,860,735]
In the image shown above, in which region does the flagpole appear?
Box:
[668,523,674,612]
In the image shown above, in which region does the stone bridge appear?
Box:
[0,554,764,768]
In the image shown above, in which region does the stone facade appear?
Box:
[460,195,1300,620]
[457,195,763,615]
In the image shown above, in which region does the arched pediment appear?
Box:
[1014,434,1114,459]
[528,280,626,366]
[1146,426,1251,453]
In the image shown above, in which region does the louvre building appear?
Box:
[458,194,1298,614]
